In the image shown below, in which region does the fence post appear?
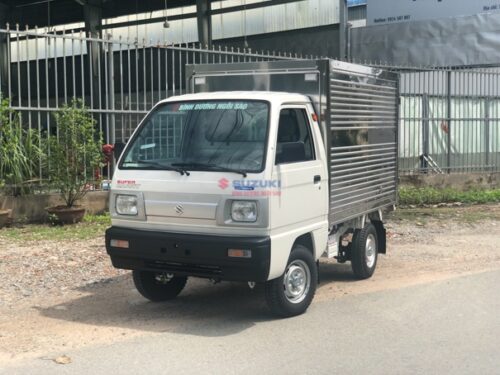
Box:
[485,97,490,169]
[339,0,347,60]
[446,70,452,173]
[0,25,9,99]
[0,2,8,96]
[196,0,212,49]
[421,93,430,172]
[106,34,115,177]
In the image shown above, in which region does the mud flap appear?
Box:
[371,221,386,254]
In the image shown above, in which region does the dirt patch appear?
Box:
[0,204,499,366]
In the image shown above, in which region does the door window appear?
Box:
[275,108,315,164]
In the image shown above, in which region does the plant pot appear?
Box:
[46,205,86,224]
[0,209,10,229]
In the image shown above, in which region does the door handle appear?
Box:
[313,175,321,184]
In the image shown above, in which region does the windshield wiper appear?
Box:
[124,159,190,176]
[172,162,247,177]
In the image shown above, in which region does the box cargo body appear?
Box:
[186,59,399,226]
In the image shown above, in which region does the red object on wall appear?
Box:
[440,121,449,134]
[102,144,114,163]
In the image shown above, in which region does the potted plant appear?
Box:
[46,99,103,224]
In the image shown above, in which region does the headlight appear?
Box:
[116,195,138,216]
[231,201,257,222]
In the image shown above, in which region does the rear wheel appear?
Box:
[265,245,317,318]
[351,223,378,279]
[133,270,187,302]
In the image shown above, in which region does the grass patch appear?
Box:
[399,187,500,206]
[0,213,111,243]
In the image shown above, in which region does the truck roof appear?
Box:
[159,91,311,105]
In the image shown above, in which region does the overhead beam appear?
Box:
[210,0,303,15]
[97,11,198,31]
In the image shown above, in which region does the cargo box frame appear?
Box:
[186,59,399,227]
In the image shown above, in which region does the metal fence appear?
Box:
[365,63,500,175]
[2,24,500,182]
[0,24,299,183]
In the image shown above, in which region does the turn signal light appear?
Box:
[110,239,129,249]
[228,249,252,258]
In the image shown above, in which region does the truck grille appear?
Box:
[144,260,222,277]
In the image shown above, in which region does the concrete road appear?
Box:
[3,269,499,375]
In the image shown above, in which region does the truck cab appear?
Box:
[106,91,330,316]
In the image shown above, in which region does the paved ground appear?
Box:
[3,270,500,374]
[0,205,499,374]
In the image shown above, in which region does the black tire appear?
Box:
[265,245,317,318]
[132,270,187,302]
[351,223,378,280]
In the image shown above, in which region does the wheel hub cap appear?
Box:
[283,260,311,304]
[155,273,174,284]
[365,234,377,268]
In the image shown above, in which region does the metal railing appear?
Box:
[0,24,301,183]
[360,61,500,175]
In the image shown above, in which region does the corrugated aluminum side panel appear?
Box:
[328,60,399,225]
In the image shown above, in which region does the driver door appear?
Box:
[271,105,327,232]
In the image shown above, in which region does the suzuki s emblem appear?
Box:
[175,204,184,215]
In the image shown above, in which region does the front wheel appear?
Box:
[351,223,378,280]
[133,270,187,302]
[265,245,317,318]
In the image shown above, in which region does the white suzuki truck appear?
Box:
[106,59,399,317]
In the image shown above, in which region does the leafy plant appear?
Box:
[47,212,60,226]
[48,99,103,208]
[0,97,43,196]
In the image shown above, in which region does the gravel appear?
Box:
[0,236,126,307]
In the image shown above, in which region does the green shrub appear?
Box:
[48,99,103,207]
[0,97,43,196]
[399,186,500,206]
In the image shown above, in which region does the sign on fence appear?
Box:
[367,0,500,26]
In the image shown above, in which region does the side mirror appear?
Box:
[114,142,125,160]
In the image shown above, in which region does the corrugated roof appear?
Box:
[1,0,199,28]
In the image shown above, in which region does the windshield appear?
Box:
[120,100,270,173]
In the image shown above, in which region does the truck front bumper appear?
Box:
[105,227,271,282]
